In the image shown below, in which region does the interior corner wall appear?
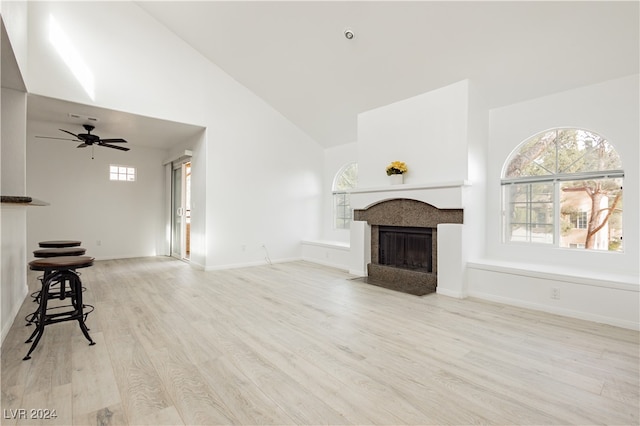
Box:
[461,80,489,290]
[1,87,28,345]
[357,80,469,188]
[0,1,29,81]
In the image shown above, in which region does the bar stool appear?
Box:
[33,247,86,258]
[38,240,81,248]
[24,256,95,360]
[26,247,88,325]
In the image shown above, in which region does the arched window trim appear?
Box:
[501,127,624,180]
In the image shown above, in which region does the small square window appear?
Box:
[110,164,136,182]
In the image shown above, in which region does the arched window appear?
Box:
[502,128,623,251]
[332,163,358,229]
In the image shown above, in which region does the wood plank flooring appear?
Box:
[1,257,638,425]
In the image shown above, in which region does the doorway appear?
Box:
[171,161,191,260]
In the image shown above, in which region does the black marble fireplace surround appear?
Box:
[353,199,463,296]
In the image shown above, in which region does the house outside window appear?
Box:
[576,211,588,229]
[502,128,623,251]
[332,163,358,229]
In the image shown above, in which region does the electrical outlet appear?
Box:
[551,288,560,300]
[96,240,101,246]
[241,244,246,252]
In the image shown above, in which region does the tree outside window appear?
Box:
[502,128,623,251]
[333,163,358,230]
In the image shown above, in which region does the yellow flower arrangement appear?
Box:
[386,161,408,176]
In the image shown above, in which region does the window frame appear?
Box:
[501,128,624,251]
[109,164,136,182]
[332,162,358,230]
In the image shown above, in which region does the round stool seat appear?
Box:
[29,256,94,272]
[38,240,82,248]
[33,247,86,258]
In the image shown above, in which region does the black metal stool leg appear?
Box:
[23,273,54,360]
[71,272,95,346]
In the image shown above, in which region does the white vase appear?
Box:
[389,174,404,185]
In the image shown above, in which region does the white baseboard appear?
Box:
[436,287,467,299]
[469,290,640,331]
[1,284,28,347]
[204,257,301,271]
[301,257,349,272]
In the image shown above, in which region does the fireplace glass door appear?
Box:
[379,226,432,272]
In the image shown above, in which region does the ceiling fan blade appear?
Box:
[35,136,80,141]
[59,129,80,138]
[77,143,88,148]
[100,143,130,151]
[99,138,127,143]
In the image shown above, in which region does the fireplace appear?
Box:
[379,226,432,273]
[353,199,463,296]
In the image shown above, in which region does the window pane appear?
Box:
[557,130,621,174]
[506,182,553,244]
[560,178,623,251]
[110,164,136,183]
[333,192,352,229]
[333,163,357,229]
[333,163,358,191]
[504,130,557,177]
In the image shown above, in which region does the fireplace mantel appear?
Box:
[349,180,471,211]
[348,180,470,195]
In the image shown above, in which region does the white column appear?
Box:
[436,223,467,298]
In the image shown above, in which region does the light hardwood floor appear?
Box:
[1,257,638,425]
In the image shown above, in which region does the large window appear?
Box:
[502,128,623,251]
[332,163,358,229]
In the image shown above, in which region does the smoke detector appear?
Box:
[344,29,355,40]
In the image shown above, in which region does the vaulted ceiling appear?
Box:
[135,1,639,147]
[19,2,640,150]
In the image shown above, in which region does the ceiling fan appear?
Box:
[36,124,130,154]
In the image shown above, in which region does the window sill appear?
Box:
[301,240,350,250]
[468,260,638,291]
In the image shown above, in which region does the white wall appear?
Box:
[23,1,324,270]
[357,80,469,188]
[485,75,639,277]
[26,120,167,260]
[470,74,640,329]
[1,87,28,344]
